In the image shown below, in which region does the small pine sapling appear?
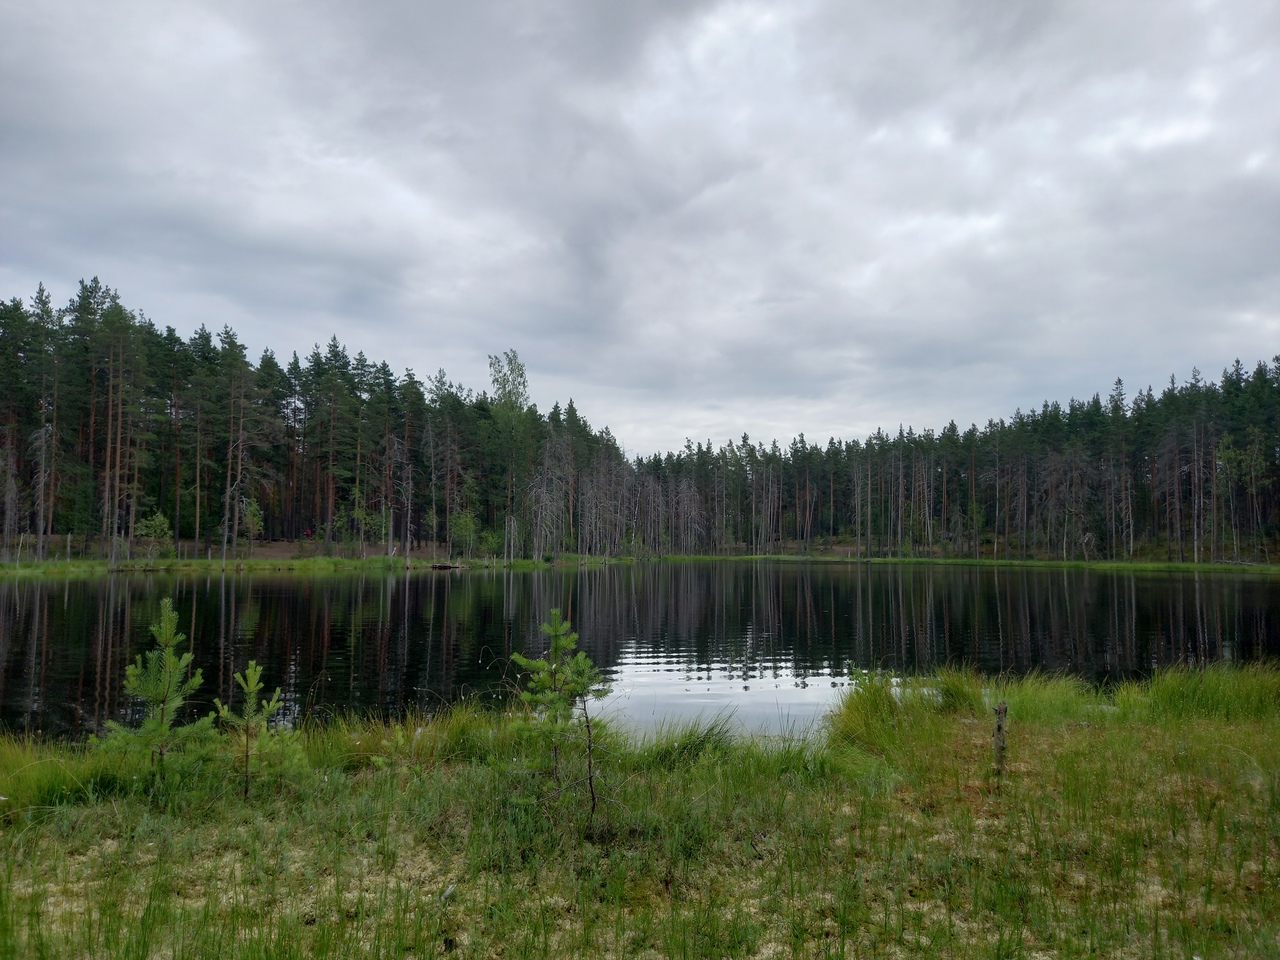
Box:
[511,608,610,827]
[106,598,214,785]
[215,660,284,800]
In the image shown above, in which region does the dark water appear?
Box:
[2,562,1277,737]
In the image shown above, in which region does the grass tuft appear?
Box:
[631,713,736,771]
[987,670,1100,725]
[934,664,985,715]
[1124,661,1280,722]
[827,673,905,756]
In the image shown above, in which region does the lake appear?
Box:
[2,562,1277,737]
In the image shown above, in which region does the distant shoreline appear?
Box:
[1,548,1278,579]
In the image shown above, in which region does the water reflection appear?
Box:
[1,562,1276,737]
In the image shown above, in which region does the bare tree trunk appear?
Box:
[110,353,125,567]
[221,395,236,569]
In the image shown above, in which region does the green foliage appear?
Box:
[104,598,214,784]
[510,608,611,828]
[450,510,478,558]
[214,660,284,799]
[478,527,503,557]
[135,511,175,560]
[510,608,609,727]
[488,348,529,409]
[134,511,172,541]
[240,498,263,541]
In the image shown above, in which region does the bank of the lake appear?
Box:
[4,666,1278,959]
[3,550,1280,580]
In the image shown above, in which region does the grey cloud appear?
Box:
[2,0,1279,454]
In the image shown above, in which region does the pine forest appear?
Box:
[2,278,1278,565]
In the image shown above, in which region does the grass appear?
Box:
[2,666,1279,958]
[0,554,428,578]
[4,549,1280,582]
[0,552,638,579]
[655,552,1280,574]
[1124,662,1280,722]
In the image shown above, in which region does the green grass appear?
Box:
[657,553,1280,576]
[5,550,1280,581]
[0,552,640,579]
[1119,661,1280,722]
[0,554,428,578]
[2,666,1279,958]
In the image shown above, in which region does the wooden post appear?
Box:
[993,700,1008,778]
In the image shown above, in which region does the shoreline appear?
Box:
[0,550,1277,579]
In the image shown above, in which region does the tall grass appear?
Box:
[1127,661,1280,722]
[828,664,1277,736]
[827,674,906,756]
[2,663,1279,958]
[987,670,1102,724]
[933,665,985,715]
[0,737,145,811]
[629,713,736,771]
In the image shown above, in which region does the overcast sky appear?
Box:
[2,0,1278,455]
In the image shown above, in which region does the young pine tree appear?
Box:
[215,661,283,800]
[106,598,213,783]
[511,608,610,827]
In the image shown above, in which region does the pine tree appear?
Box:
[511,609,610,827]
[214,660,283,800]
[106,598,213,782]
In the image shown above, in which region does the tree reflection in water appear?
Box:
[1,563,1276,737]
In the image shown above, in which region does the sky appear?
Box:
[2,0,1278,456]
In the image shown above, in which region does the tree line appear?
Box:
[2,278,1278,563]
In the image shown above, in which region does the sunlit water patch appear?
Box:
[600,639,854,734]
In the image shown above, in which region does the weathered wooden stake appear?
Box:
[993,700,1008,778]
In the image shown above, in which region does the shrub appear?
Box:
[135,511,175,561]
